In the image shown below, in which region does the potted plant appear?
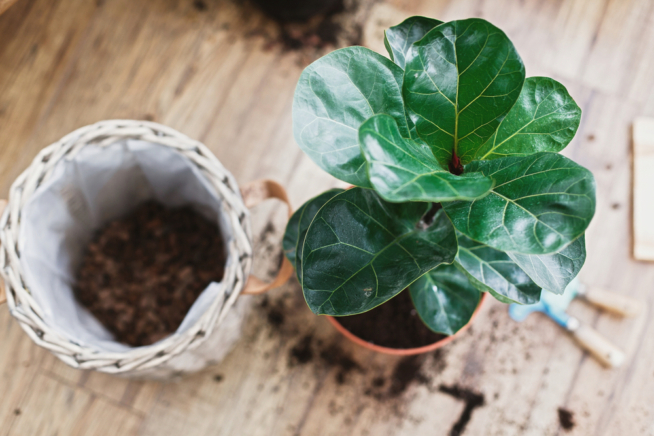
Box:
[283,17,594,354]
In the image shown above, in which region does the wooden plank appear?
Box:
[633,117,654,261]
[41,352,163,416]
[7,373,142,436]
[0,314,48,434]
[0,0,98,196]
[0,0,654,434]
[580,0,653,96]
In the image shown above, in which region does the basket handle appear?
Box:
[0,199,6,305]
[240,179,294,295]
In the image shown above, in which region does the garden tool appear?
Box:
[509,279,642,368]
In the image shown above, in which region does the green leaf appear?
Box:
[403,18,525,167]
[443,152,596,255]
[475,77,582,160]
[454,232,541,304]
[383,16,444,141]
[293,47,409,187]
[359,114,494,202]
[301,188,458,315]
[409,263,481,335]
[283,189,344,280]
[384,16,444,69]
[507,235,586,294]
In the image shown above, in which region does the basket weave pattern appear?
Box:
[0,120,253,375]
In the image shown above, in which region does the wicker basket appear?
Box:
[0,120,292,378]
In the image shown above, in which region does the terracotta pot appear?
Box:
[326,292,489,356]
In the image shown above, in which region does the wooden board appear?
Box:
[1,0,654,435]
[633,117,654,261]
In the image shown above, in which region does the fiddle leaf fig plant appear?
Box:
[284,16,595,336]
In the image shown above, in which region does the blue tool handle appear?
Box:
[544,307,576,330]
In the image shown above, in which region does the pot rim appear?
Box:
[326,292,489,356]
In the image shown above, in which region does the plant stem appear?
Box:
[420,202,443,228]
[449,151,464,175]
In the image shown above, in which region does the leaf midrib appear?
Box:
[458,246,520,289]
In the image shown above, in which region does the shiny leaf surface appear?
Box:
[301,188,458,315]
[283,189,344,281]
[508,235,586,294]
[455,232,541,304]
[475,77,582,160]
[403,18,525,167]
[293,47,408,187]
[409,263,481,335]
[384,16,443,69]
[358,114,494,202]
[443,153,596,254]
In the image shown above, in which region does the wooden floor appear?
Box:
[1,0,654,434]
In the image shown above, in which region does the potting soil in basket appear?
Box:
[18,139,239,355]
[74,201,227,347]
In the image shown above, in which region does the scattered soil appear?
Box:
[261,294,286,328]
[251,0,344,23]
[335,289,447,349]
[558,407,575,431]
[438,385,485,436]
[192,0,208,12]
[290,335,314,364]
[248,0,366,52]
[319,344,361,384]
[363,352,446,401]
[74,201,226,347]
[256,281,457,425]
[266,305,285,328]
[388,355,430,397]
[288,334,362,384]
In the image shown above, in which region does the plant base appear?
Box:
[336,290,446,349]
[328,292,488,356]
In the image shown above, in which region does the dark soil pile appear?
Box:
[249,0,363,52]
[287,333,362,384]
[251,0,344,23]
[335,289,447,349]
[558,407,575,431]
[74,201,226,347]
[387,355,430,397]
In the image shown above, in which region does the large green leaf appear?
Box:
[283,189,344,280]
[443,152,596,255]
[358,114,494,202]
[301,188,458,315]
[403,18,525,167]
[455,232,541,304]
[293,47,409,187]
[475,77,582,160]
[409,263,481,335]
[508,235,586,295]
[384,16,443,70]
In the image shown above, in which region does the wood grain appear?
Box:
[0,0,18,16]
[1,0,654,435]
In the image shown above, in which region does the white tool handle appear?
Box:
[578,287,643,318]
[568,321,625,368]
